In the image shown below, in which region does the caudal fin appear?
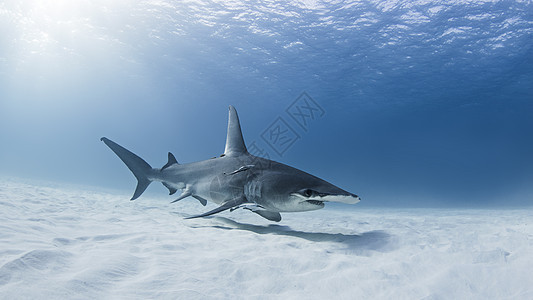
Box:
[101,137,153,200]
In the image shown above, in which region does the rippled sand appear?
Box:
[1,179,532,299]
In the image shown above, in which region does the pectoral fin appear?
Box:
[239,204,282,222]
[185,196,246,219]
[253,210,282,222]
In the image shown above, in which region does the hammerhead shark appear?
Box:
[101,106,360,222]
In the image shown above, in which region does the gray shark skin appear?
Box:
[101,106,360,222]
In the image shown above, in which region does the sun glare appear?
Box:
[2,0,136,115]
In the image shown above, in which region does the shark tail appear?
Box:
[101,137,153,200]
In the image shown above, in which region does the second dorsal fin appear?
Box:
[161,152,178,171]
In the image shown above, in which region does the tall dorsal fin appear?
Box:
[224,105,248,157]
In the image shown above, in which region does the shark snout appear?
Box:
[291,191,361,205]
[326,193,360,204]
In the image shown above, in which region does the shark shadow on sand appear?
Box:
[189,216,393,253]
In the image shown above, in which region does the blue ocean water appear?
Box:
[0,0,531,206]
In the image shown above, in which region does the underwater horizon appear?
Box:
[1,0,532,207]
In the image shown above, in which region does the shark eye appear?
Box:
[302,189,314,197]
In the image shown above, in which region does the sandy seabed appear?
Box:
[0,179,532,299]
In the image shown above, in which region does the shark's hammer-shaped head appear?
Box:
[253,164,361,213]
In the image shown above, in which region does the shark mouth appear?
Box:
[305,200,324,206]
